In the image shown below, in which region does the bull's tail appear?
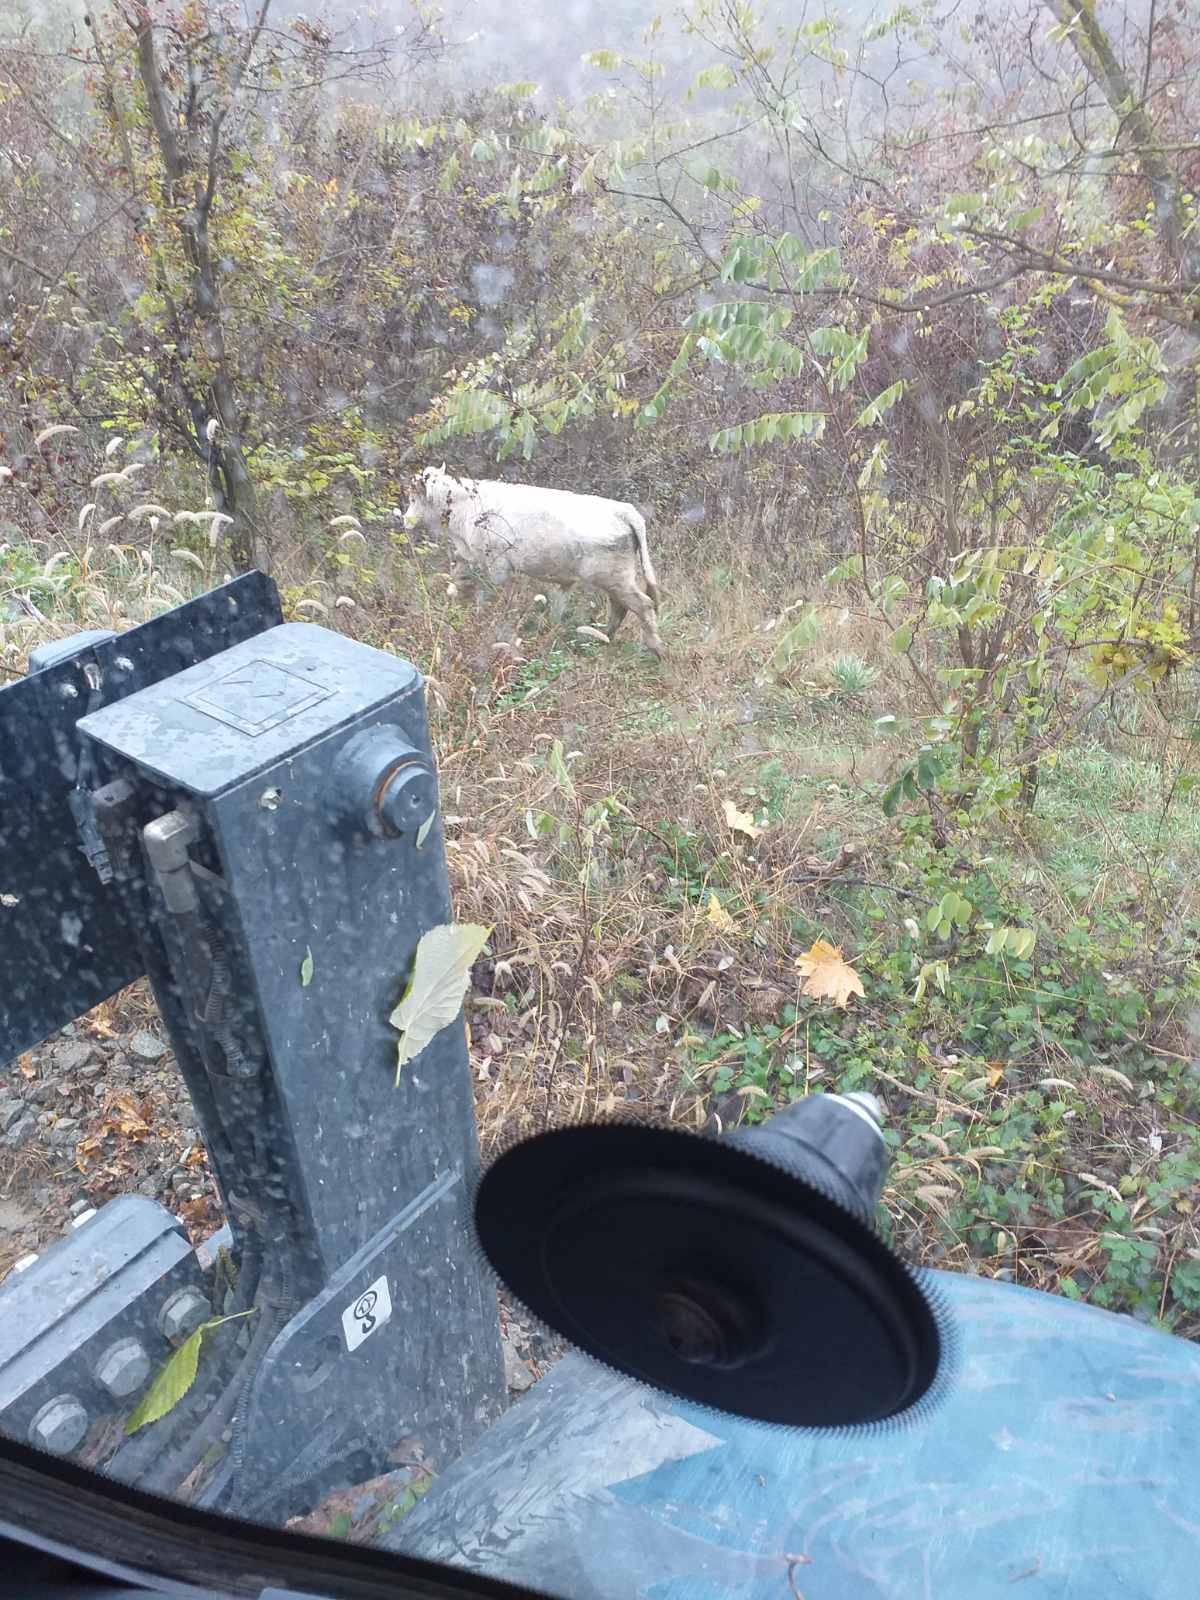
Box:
[621,506,659,610]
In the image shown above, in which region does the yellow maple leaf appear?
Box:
[722,798,764,840]
[794,939,865,1008]
[706,892,737,935]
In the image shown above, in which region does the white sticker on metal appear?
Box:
[341,1274,393,1352]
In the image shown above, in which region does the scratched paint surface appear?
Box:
[388,1268,1200,1599]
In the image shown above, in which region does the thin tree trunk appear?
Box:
[1044,0,1200,286]
[131,6,269,572]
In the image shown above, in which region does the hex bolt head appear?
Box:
[28,1395,89,1456]
[157,1285,210,1342]
[377,760,437,839]
[95,1336,152,1398]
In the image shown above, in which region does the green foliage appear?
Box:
[1058,308,1169,449]
[493,644,582,711]
[685,1016,798,1124]
[826,653,879,698]
[770,608,823,673]
[710,411,825,454]
[672,825,1200,1325]
[1,544,79,616]
[653,822,729,911]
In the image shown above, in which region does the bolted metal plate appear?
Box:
[0,572,282,1066]
[184,659,331,736]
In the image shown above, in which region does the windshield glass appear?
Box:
[2,1,1199,1596]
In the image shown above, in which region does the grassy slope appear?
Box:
[384,539,1200,1339]
[3,523,1199,1336]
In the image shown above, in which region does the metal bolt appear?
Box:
[28,1395,89,1456]
[376,760,437,839]
[95,1337,151,1399]
[157,1285,210,1342]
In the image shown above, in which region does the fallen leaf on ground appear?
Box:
[705,892,737,935]
[722,798,764,840]
[794,939,865,1008]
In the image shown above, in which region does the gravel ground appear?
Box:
[0,1016,223,1281]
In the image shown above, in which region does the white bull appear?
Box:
[404,466,664,659]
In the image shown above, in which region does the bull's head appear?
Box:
[400,463,451,529]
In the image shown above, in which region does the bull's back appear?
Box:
[473,479,639,528]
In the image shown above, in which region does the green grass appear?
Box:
[1036,741,1200,902]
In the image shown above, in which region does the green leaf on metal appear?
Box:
[124,1311,254,1435]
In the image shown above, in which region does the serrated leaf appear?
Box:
[125,1327,203,1434]
[390,924,492,1082]
[794,939,865,1008]
[300,947,314,987]
[124,1310,252,1435]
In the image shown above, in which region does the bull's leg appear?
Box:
[447,563,482,605]
[611,579,665,660]
[607,593,629,638]
[546,585,572,624]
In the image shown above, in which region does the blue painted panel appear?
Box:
[390,1269,1200,1599]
